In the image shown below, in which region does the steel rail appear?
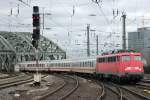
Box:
[0,73,19,79]
[136,83,150,89]
[38,75,79,100]
[120,86,150,100]
[142,79,150,83]
[105,83,129,100]
[0,73,27,85]
[96,82,105,100]
[0,74,47,90]
[0,76,33,89]
[58,75,79,100]
[38,80,66,100]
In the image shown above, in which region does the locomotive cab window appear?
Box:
[122,55,130,61]
[134,55,141,61]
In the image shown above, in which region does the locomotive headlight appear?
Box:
[135,67,142,70]
[125,67,131,71]
[138,67,142,70]
[135,67,138,70]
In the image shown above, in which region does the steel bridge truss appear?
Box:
[0,31,66,72]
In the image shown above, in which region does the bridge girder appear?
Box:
[0,31,66,72]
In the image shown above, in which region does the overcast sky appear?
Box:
[0,0,150,58]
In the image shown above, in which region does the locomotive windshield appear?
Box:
[134,55,141,61]
[122,55,130,61]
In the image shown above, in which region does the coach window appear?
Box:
[68,63,71,67]
[91,62,93,67]
[87,61,89,66]
[82,62,84,67]
[79,62,81,67]
[83,62,85,67]
[81,62,83,67]
[89,62,91,66]
[64,63,66,67]
[68,63,70,67]
[85,62,88,67]
[122,55,130,61]
[84,62,86,67]
[66,63,68,67]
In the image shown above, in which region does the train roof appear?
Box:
[17,60,50,64]
[16,57,96,64]
[49,57,96,63]
[97,52,142,58]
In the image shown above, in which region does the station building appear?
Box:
[128,27,150,66]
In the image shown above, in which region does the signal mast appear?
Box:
[32,6,41,86]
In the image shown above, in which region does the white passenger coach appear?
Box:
[15,57,96,74]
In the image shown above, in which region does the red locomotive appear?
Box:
[96,50,144,82]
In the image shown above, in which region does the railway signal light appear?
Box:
[32,6,40,49]
[33,13,40,27]
[33,6,40,27]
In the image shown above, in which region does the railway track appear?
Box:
[0,73,48,90]
[0,74,33,90]
[96,82,105,100]
[142,79,150,83]
[38,75,79,100]
[0,73,28,85]
[104,82,129,100]
[136,83,150,88]
[119,85,150,100]
[0,73,19,79]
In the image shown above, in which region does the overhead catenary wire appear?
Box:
[17,0,31,7]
